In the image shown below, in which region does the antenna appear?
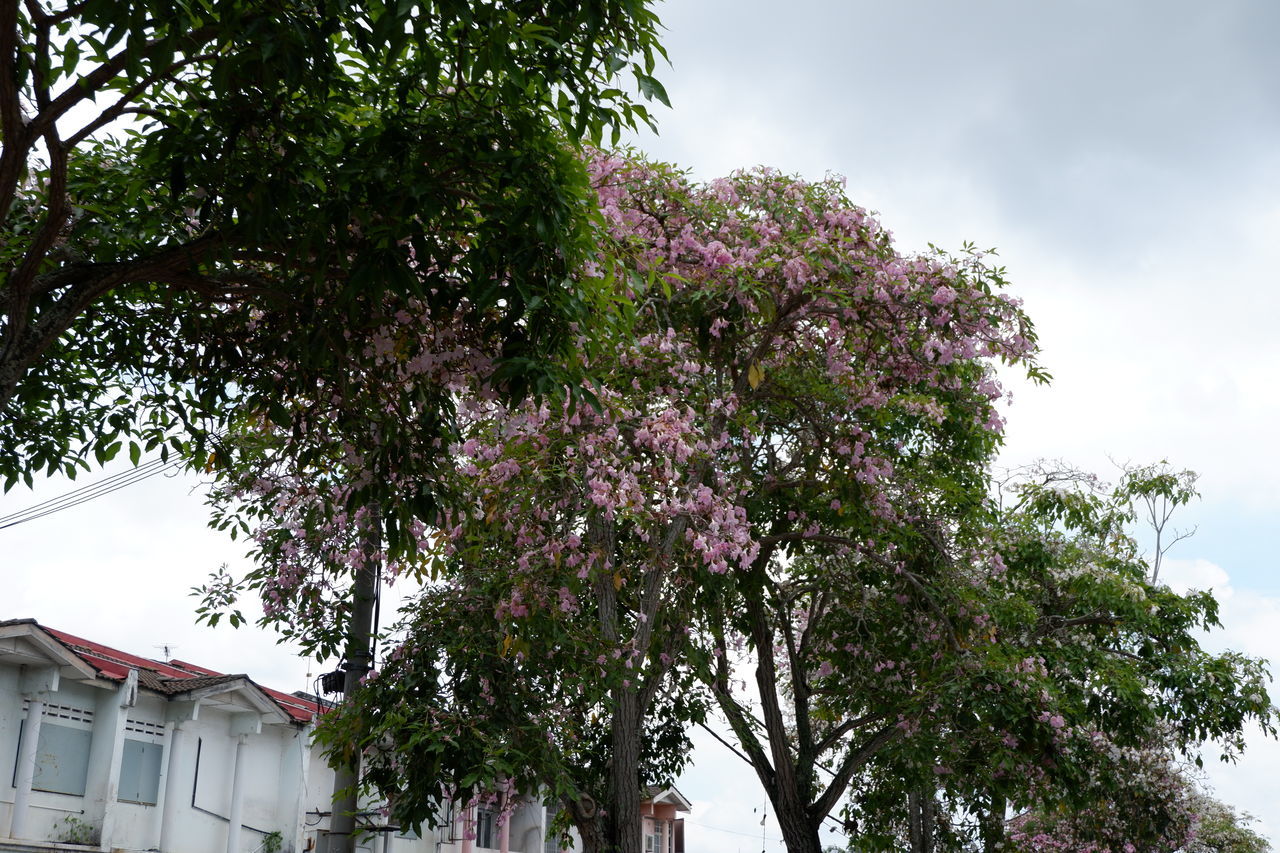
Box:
[760,799,767,853]
[154,644,178,661]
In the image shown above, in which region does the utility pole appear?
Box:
[327,504,381,853]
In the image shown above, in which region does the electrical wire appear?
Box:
[695,718,849,834]
[682,819,783,844]
[1,454,171,517]
[0,455,188,530]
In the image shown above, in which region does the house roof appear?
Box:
[0,619,100,682]
[2,621,321,724]
[644,785,693,812]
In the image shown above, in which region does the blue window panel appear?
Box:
[119,739,163,805]
[31,723,91,797]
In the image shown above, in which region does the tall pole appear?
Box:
[328,504,381,853]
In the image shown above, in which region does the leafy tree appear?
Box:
[1184,785,1271,853]
[1005,755,1272,853]
[839,466,1274,852]
[1,0,666,501]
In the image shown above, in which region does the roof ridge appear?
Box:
[29,622,318,724]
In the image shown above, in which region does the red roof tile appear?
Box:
[42,626,318,723]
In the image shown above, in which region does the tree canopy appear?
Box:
[1,0,666,505]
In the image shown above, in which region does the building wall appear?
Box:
[1,653,555,853]
[0,664,22,836]
[1,673,111,844]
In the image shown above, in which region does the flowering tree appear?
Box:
[203,152,1274,853]
[1003,751,1274,853]
[265,151,1043,853]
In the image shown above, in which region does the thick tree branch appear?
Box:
[0,0,30,224]
[812,711,890,758]
[779,588,815,781]
[811,724,901,821]
[0,231,228,411]
[707,620,777,800]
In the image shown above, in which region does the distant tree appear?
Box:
[1,0,666,499]
[839,465,1274,852]
[1005,757,1271,853]
[1184,787,1271,853]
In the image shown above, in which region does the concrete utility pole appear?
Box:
[328,506,381,853]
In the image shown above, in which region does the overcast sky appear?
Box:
[6,1,1280,848]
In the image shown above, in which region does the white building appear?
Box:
[0,619,688,853]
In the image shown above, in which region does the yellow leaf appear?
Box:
[613,572,624,591]
[747,363,764,389]
[500,635,513,658]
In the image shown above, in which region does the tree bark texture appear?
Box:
[606,687,644,853]
[329,507,381,853]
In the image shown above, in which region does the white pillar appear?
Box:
[281,725,314,853]
[159,722,189,852]
[9,695,45,840]
[498,787,511,853]
[226,734,249,853]
[92,671,137,850]
[460,804,474,853]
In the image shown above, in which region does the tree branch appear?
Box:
[811,724,901,821]
[28,25,218,139]
[0,0,31,225]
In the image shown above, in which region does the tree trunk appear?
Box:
[568,793,607,853]
[769,794,822,853]
[908,791,923,853]
[606,686,643,853]
[907,788,936,853]
[329,507,380,853]
[921,792,935,853]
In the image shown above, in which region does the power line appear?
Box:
[683,819,782,844]
[0,455,189,530]
[2,455,171,518]
[695,718,849,834]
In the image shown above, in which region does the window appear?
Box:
[475,808,495,849]
[13,721,92,797]
[648,822,664,853]
[543,800,562,853]
[118,739,163,805]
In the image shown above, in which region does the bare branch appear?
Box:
[813,711,890,757]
